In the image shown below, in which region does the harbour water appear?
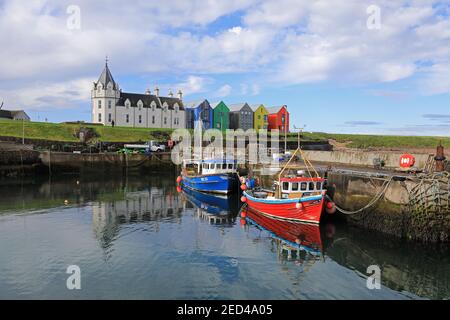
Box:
[0,173,448,300]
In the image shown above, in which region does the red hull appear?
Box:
[244,193,325,224]
[244,207,323,253]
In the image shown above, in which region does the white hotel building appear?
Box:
[91,62,186,129]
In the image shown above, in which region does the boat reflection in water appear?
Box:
[242,207,325,261]
[180,186,241,226]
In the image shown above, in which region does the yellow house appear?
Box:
[250,104,269,132]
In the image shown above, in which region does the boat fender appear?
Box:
[240,184,247,191]
[240,196,247,203]
[176,176,182,184]
[296,202,303,210]
[326,201,336,214]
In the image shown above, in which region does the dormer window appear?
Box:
[125,99,130,108]
[137,100,143,110]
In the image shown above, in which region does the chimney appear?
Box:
[177,89,183,100]
[145,88,151,95]
[154,86,159,97]
[168,89,174,98]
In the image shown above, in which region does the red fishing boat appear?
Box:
[242,147,332,224]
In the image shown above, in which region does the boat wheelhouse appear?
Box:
[242,147,328,224]
[181,159,238,194]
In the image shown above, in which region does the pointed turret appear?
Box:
[96,57,117,90]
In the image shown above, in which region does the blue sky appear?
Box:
[1,0,450,135]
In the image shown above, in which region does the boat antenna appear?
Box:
[277,125,319,197]
[0,101,3,109]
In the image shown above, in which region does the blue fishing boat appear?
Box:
[180,159,238,194]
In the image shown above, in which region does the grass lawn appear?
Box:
[0,119,173,142]
[297,132,450,149]
[1,119,449,149]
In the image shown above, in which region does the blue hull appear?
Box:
[182,173,237,194]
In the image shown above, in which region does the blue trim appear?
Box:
[243,191,323,204]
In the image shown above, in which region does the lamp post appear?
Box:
[293,125,306,150]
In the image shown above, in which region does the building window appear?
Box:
[258,115,261,120]
[108,113,112,122]
[108,101,112,109]
[164,117,167,125]
[98,113,102,122]
[98,100,102,109]
[152,116,155,124]
[126,114,129,123]
[264,115,268,121]
[138,115,142,124]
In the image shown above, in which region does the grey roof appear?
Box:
[249,104,264,112]
[95,63,117,90]
[267,105,286,114]
[117,92,184,110]
[228,103,249,112]
[0,110,12,119]
[184,99,209,109]
[159,96,185,110]
[210,101,221,109]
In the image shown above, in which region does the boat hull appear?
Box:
[243,191,325,224]
[182,173,237,194]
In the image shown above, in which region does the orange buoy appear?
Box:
[240,219,247,226]
[241,196,247,203]
[176,186,182,193]
[240,184,247,191]
[176,176,182,184]
[296,202,303,210]
[241,211,247,218]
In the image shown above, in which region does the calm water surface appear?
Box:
[0,173,448,300]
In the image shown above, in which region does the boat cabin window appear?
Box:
[292,183,299,191]
[202,163,207,170]
[222,163,227,169]
[282,182,290,191]
[228,163,233,169]
[309,182,315,191]
[316,182,322,190]
[301,182,307,191]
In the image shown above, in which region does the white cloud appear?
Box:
[419,63,450,95]
[215,84,232,97]
[175,76,211,96]
[0,78,92,111]
[1,0,450,115]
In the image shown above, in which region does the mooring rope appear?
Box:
[327,176,394,215]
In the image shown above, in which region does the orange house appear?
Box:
[268,105,289,133]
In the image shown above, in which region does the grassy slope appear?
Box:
[1,119,449,148]
[298,132,450,149]
[0,119,173,142]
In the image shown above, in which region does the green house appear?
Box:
[211,101,230,131]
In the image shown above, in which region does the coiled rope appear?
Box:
[327,176,394,215]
